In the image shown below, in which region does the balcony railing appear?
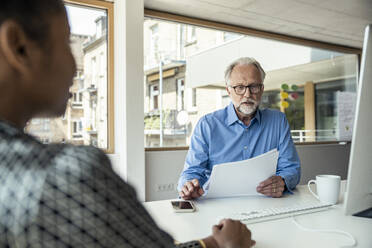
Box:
[291,129,338,142]
[144,109,187,136]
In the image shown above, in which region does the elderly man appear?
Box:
[0,1,255,247]
[178,57,301,200]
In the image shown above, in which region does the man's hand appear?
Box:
[209,219,255,248]
[179,179,204,200]
[256,175,285,198]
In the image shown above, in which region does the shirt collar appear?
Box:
[226,102,261,126]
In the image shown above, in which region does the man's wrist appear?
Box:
[280,176,288,192]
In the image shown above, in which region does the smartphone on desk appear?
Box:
[171,200,196,213]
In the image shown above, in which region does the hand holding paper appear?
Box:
[256,175,286,198]
[202,149,279,199]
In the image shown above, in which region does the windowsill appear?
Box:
[71,102,83,109]
[144,141,351,151]
[295,140,351,146]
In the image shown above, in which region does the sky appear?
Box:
[65,4,106,36]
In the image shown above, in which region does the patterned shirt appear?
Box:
[0,120,201,248]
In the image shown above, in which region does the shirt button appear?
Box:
[244,146,248,150]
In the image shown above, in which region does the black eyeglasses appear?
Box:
[229,84,263,95]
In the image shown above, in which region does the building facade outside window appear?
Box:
[25,1,113,152]
[143,17,359,148]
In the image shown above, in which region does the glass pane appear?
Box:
[25,4,109,149]
[143,18,358,147]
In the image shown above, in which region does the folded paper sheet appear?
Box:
[202,149,279,199]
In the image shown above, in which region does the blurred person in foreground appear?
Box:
[0,0,255,247]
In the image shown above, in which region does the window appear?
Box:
[221,90,230,108]
[177,78,185,111]
[25,0,114,152]
[72,121,83,134]
[151,23,159,34]
[143,14,359,148]
[91,57,97,86]
[150,84,159,110]
[73,122,77,133]
[72,92,83,107]
[186,26,196,44]
[315,78,357,141]
[223,32,242,42]
[74,70,83,79]
[192,88,197,108]
[43,119,50,132]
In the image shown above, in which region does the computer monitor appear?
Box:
[344,24,372,218]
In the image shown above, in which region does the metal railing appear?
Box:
[144,109,187,135]
[291,129,338,142]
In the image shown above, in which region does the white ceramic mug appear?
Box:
[307,175,341,205]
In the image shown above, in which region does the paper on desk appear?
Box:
[202,149,279,199]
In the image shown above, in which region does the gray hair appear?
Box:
[224,57,266,85]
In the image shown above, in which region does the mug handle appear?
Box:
[307,180,319,200]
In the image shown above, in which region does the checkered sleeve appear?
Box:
[33,145,202,248]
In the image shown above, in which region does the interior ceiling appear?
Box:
[144,0,372,49]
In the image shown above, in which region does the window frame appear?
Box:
[64,0,114,153]
[150,84,159,110]
[143,9,362,150]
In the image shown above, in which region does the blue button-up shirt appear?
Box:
[178,102,301,192]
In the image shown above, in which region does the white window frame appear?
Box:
[71,91,84,108]
[72,120,83,134]
[72,120,84,140]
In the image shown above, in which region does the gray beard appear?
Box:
[235,99,259,116]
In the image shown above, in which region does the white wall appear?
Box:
[145,150,186,201]
[296,143,351,183]
[109,0,146,201]
[145,143,351,201]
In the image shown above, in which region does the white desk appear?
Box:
[144,182,372,248]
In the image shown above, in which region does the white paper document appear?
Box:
[202,149,279,199]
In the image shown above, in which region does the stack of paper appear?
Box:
[202,149,279,199]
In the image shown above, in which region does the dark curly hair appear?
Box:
[0,0,65,45]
